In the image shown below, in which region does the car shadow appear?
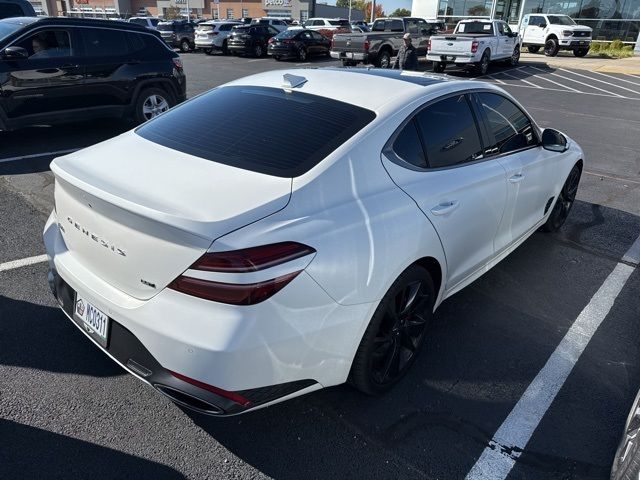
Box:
[0,419,185,479]
[0,293,124,378]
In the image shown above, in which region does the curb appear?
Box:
[519,52,640,75]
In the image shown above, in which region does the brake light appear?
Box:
[283,39,295,44]
[331,37,335,49]
[471,40,479,53]
[168,242,316,305]
[268,37,275,44]
[169,371,251,406]
[188,242,315,272]
[427,39,431,52]
[172,58,183,69]
[363,39,370,52]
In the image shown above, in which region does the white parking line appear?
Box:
[485,74,507,84]
[487,81,640,100]
[465,235,639,480]
[500,71,543,88]
[523,66,581,92]
[592,71,640,87]
[0,148,79,164]
[544,70,624,97]
[0,254,49,273]
[557,68,640,96]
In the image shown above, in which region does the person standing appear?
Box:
[392,33,418,71]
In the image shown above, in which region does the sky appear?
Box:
[325,0,414,16]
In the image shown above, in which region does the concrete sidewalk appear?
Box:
[520,51,640,74]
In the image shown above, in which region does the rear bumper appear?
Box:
[268,45,297,57]
[426,53,475,64]
[43,211,374,414]
[330,50,367,61]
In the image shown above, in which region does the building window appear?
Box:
[213,8,219,19]
[242,8,249,17]
[300,10,308,21]
[226,8,234,19]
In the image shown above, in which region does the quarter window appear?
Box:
[414,95,483,168]
[393,121,427,168]
[477,93,536,155]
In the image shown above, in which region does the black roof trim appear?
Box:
[319,67,449,87]
[15,16,151,32]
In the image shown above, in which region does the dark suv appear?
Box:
[0,17,186,130]
[0,0,35,19]
[157,20,195,52]
[227,24,279,57]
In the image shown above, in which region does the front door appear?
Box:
[0,27,84,122]
[381,94,508,290]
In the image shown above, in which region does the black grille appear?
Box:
[576,31,589,37]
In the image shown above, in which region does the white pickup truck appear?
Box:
[519,14,592,57]
[426,19,521,75]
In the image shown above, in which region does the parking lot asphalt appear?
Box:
[1,52,639,480]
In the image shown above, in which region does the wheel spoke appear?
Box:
[398,281,421,316]
[399,330,416,353]
[381,339,400,382]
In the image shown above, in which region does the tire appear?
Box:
[204,48,213,55]
[253,43,264,57]
[180,39,190,53]
[341,59,357,67]
[527,45,540,53]
[508,46,520,66]
[433,61,446,73]
[376,49,391,68]
[475,51,490,75]
[544,37,559,56]
[349,264,435,395]
[222,40,229,55]
[541,164,581,232]
[573,47,589,57]
[611,390,640,480]
[297,46,307,61]
[133,87,174,125]
[274,55,281,61]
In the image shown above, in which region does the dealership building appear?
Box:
[32,0,360,24]
[412,0,640,40]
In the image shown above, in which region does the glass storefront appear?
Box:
[437,0,640,39]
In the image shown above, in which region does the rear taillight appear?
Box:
[283,39,294,44]
[330,38,335,49]
[427,39,431,52]
[363,40,370,52]
[168,242,316,305]
[268,37,275,44]
[471,40,479,53]
[169,371,251,406]
[172,58,183,69]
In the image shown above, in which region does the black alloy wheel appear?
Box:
[350,265,435,395]
[544,37,559,56]
[542,164,581,232]
[204,48,213,55]
[611,390,640,480]
[573,47,589,57]
[510,46,520,66]
[180,39,191,53]
[222,40,229,55]
[527,45,540,53]
[297,46,307,61]
[433,61,446,73]
[254,43,264,57]
[476,51,490,75]
[377,50,391,68]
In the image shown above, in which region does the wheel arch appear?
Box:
[546,34,558,41]
[130,78,179,107]
[414,257,443,307]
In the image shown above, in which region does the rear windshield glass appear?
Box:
[456,21,494,34]
[157,23,174,31]
[276,29,300,38]
[136,86,376,178]
[232,26,250,32]
[197,24,215,31]
[329,19,350,26]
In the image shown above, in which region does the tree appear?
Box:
[164,6,182,20]
[390,8,411,16]
[336,0,350,8]
[364,1,385,20]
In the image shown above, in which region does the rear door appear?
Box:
[0,27,85,121]
[381,93,508,290]
[472,91,557,251]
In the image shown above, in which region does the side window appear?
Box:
[302,31,312,40]
[372,20,386,31]
[130,18,145,25]
[127,32,146,52]
[393,121,427,168]
[390,19,404,32]
[406,19,419,34]
[82,28,129,57]
[268,26,279,35]
[503,23,513,35]
[529,16,541,27]
[311,31,324,40]
[497,22,505,35]
[415,95,483,168]
[220,24,232,31]
[477,92,536,155]
[16,29,73,59]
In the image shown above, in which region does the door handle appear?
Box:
[430,201,460,216]
[509,173,525,183]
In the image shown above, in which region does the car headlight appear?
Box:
[562,30,573,36]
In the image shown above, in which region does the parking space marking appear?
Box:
[591,71,640,87]
[485,74,507,84]
[0,148,78,164]
[557,68,640,96]
[500,71,543,88]
[535,69,624,97]
[584,170,640,185]
[0,254,48,273]
[465,235,639,480]
[522,66,581,92]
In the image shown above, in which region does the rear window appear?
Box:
[136,86,376,178]
[0,3,24,18]
[276,29,300,39]
[457,21,494,34]
[157,23,174,31]
[328,19,350,26]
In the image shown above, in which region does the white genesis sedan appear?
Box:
[43,69,583,415]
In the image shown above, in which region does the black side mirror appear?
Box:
[540,23,547,28]
[1,46,28,60]
[541,128,568,152]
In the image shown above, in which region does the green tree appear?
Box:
[390,7,411,16]
[164,6,182,20]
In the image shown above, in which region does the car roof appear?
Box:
[2,16,152,31]
[221,68,493,112]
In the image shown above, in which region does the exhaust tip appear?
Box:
[155,384,225,415]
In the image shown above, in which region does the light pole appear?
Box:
[348,0,351,22]
[370,0,375,22]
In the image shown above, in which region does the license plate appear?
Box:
[74,295,109,347]
[447,55,456,60]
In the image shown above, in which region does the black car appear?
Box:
[268,28,330,61]
[157,19,195,52]
[0,0,35,19]
[0,17,186,130]
[227,24,279,57]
